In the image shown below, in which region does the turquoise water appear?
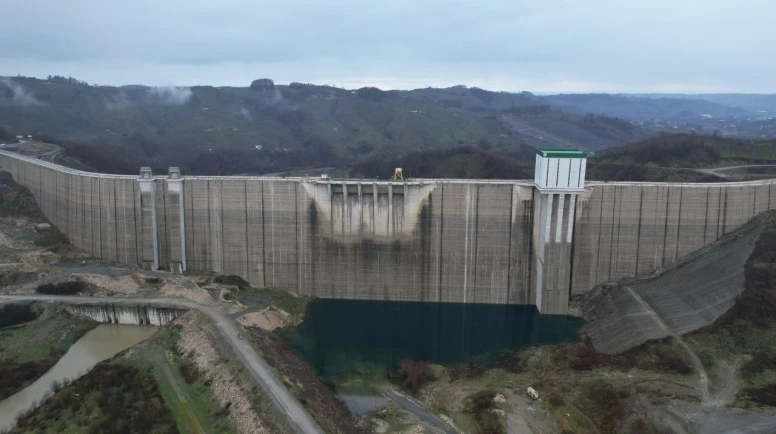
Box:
[281,299,584,379]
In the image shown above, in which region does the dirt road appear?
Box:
[149,348,207,434]
[383,389,457,434]
[0,294,323,434]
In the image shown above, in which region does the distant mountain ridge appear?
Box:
[0,76,649,175]
[540,93,750,120]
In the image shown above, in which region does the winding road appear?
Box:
[0,294,323,434]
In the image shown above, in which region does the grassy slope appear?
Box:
[352,134,776,182]
[144,325,238,434]
[10,363,179,434]
[7,322,239,434]
[0,307,96,400]
[592,133,776,168]
[587,133,776,182]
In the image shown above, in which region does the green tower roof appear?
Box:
[536,149,587,158]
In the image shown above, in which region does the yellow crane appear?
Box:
[392,168,404,181]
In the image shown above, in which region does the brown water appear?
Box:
[0,324,157,431]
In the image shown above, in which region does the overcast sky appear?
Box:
[0,0,773,93]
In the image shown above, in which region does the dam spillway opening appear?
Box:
[67,304,186,326]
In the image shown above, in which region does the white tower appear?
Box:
[533,149,587,314]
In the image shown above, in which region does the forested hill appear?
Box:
[0,76,649,175]
[354,134,776,183]
[592,133,776,168]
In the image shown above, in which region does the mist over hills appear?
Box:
[0,76,646,175]
[1,75,774,176]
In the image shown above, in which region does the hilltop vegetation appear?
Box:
[542,93,750,121]
[592,133,776,168]
[0,77,649,175]
[352,145,533,179]
[354,132,776,182]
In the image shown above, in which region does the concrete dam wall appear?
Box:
[67,304,185,325]
[2,150,775,314]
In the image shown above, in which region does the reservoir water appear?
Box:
[282,300,584,379]
[0,324,157,431]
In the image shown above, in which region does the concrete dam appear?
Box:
[66,304,185,325]
[2,149,775,315]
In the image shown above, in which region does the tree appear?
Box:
[46,75,88,86]
[0,126,13,141]
[250,78,275,92]
[469,87,495,105]
[356,86,386,102]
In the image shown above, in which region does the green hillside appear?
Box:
[351,142,730,183]
[0,76,648,175]
[352,146,534,179]
[592,133,776,168]
[356,133,776,183]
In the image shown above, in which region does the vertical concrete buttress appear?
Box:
[166,168,186,273]
[533,150,587,314]
[138,167,159,270]
[533,192,578,314]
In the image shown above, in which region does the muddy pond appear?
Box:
[0,324,157,431]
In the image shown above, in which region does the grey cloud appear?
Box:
[104,92,131,110]
[0,0,774,92]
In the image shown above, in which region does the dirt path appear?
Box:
[0,294,323,434]
[149,349,206,434]
[383,389,457,434]
[626,287,713,403]
[625,287,776,434]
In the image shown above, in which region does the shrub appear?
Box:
[578,382,627,434]
[0,303,38,328]
[548,392,564,407]
[0,360,55,400]
[36,281,88,295]
[178,363,199,384]
[448,360,486,381]
[466,390,504,434]
[741,352,776,380]
[391,360,433,395]
[11,364,178,433]
[649,347,693,374]
[214,275,249,288]
[743,384,776,407]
